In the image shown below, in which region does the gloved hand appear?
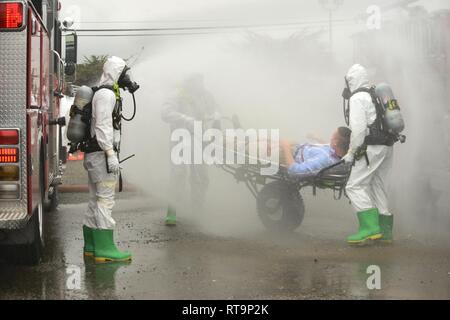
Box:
[342,153,355,165]
[106,150,120,175]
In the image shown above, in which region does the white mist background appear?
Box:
[61,0,450,239]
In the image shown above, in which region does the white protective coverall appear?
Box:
[161,78,219,216]
[83,56,126,230]
[345,64,394,216]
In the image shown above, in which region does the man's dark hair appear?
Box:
[337,127,352,154]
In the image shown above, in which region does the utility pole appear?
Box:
[318,0,344,54]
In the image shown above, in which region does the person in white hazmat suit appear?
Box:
[82,56,132,263]
[342,64,394,245]
[161,73,220,226]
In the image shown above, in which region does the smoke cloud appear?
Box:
[85,0,450,239]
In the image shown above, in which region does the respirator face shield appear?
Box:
[118,66,140,94]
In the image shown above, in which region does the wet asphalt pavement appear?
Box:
[0,162,450,300]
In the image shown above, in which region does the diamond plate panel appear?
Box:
[0,30,29,229]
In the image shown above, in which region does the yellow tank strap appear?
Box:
[113,83,121,100]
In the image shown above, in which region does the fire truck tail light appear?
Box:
[0,184,20,199]
[0,166,20,181]
[0,2,24,29]
[0,130,19,145]
[0,148,19,163]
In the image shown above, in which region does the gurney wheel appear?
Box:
[257,181,305,232]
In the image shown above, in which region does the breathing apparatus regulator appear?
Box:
[117,66,140,122]
[342,78,406,149]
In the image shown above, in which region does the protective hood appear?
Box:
[346,64,370,92]
[98,56,127,87]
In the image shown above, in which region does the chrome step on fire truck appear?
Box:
[0,0,77,265]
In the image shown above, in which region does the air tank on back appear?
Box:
[67,86,94,144]
[375,83,405,134]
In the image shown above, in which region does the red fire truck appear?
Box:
[0,0,76,264]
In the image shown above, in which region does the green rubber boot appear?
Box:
[92,229,132,264]
[165,206,177,226]
[83,225,95,257]
[347,208,383,245]
[379,214,394,243]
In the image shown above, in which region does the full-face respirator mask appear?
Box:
[118,66,140,94]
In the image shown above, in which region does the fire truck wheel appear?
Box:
[48,186,60,212]
[16,151,48,265]
[9,204,44,266]
[2,166,45,266]
[27,203,44,265]
[18,158,47,265]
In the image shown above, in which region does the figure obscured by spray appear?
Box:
[161,73,220,226]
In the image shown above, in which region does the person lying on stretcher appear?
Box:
[280,127,352,178]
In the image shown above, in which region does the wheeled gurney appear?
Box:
[214,116,352,232]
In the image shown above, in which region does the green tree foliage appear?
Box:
[73,55,109,86]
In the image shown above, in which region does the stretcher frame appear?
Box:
[212,116,352,231]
